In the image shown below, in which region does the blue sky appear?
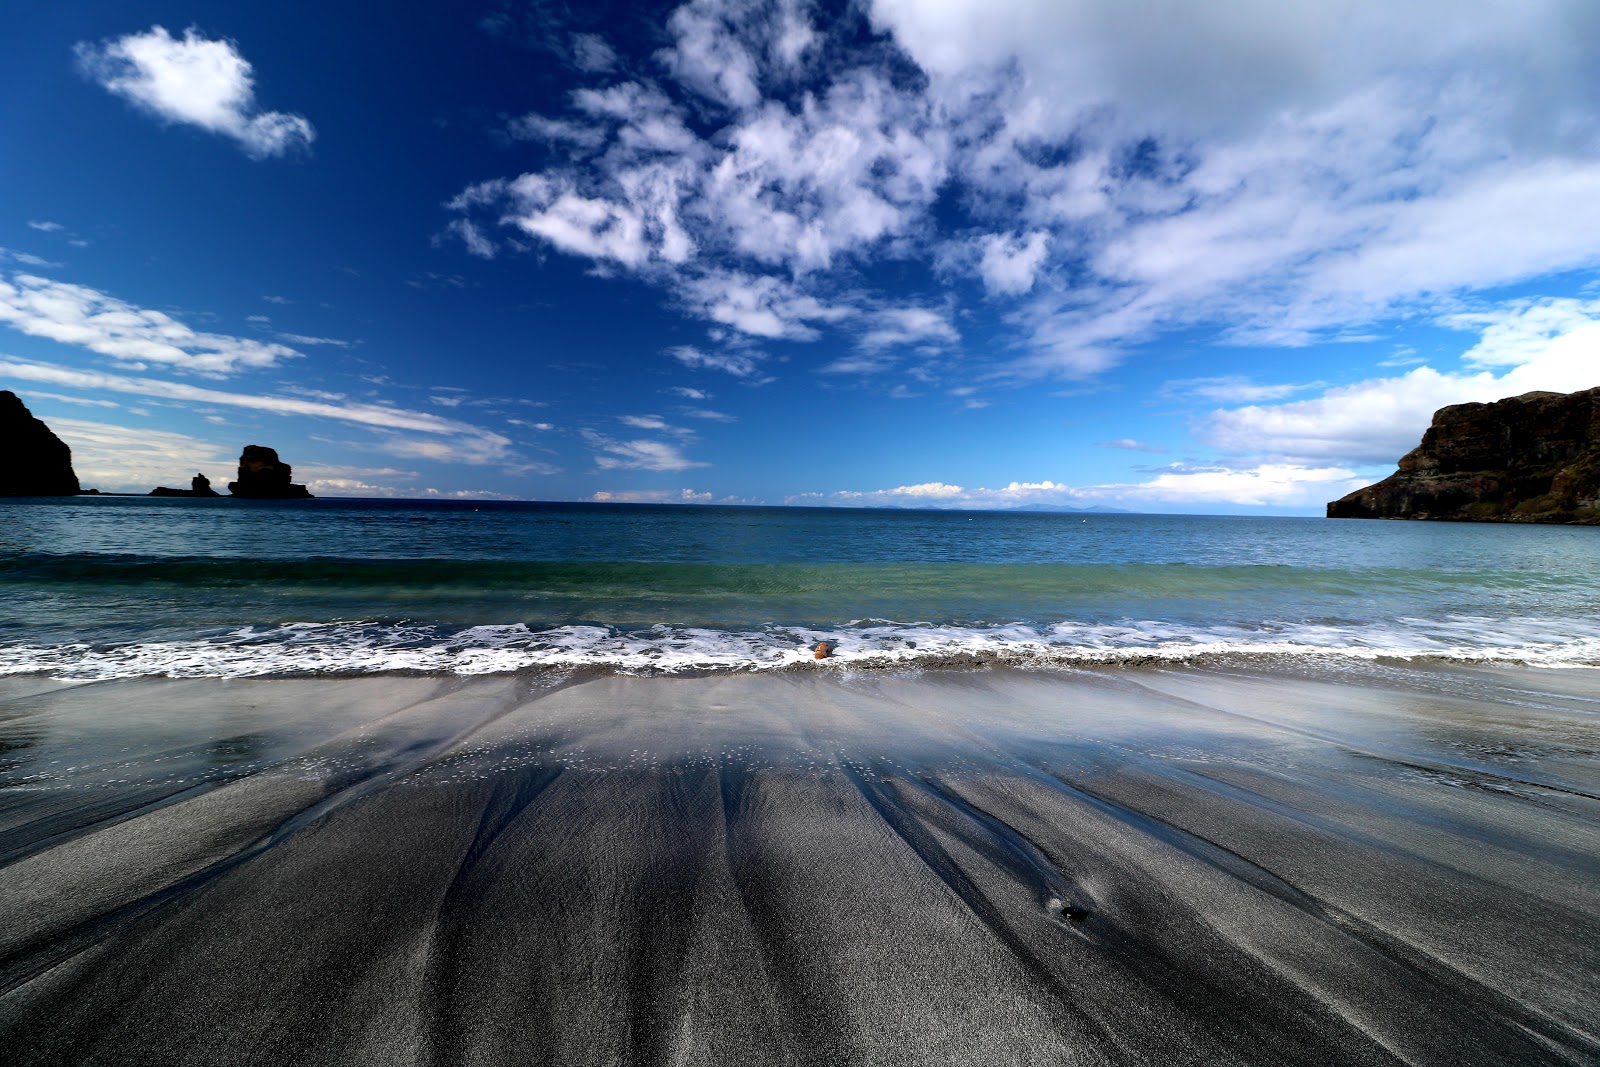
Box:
[3,0,1598,512]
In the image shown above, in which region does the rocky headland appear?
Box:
[227,445,313,499]
[1327,386,1600,523]
[0,390,81,496]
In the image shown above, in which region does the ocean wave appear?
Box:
[3,617,1599,679]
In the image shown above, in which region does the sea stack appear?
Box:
[151,473,223,498]
[228,445,313,499]
[1327,386,1600,523]
[0,390,81,496]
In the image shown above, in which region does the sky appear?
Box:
[2,0,1598,513]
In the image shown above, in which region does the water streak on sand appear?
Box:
[2,666,1598,1064]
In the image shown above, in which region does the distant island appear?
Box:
[0,390,312,500]
[1327,386,1600,524]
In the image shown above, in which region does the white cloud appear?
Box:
[0,272,298,375]
[1444,297,1600,368]
[619,414,694,436]
[276,332,354,348]
[667,344,765,378]
[593,488,717,503]
[27,221,65,233]
[667,385,710,400]
[1163,376,1306,404]
[1096,463,1367,508]
[789,466,1364,511]
[0,357,513,462]
[450,0,1600,393]
[1199,302,1600,464]
[680,272,852,341]
[857,306,958,352]
[505,113,608,151]
[581,429,709,471]
[1097,438,1166,453]
[76,26,314,159]
[680,408,737,422]
[570,33,618,73]
[0,248,63,269]
[978,231,1050,296]
[48,417,233,492]
[12,390,120,409]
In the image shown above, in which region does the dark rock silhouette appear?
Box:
[0,390,81,496]
[151,473,222,498]
[1328,386,1600,523]
[228,446,313,499]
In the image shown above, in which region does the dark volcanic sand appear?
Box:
[1,663,1598,1065]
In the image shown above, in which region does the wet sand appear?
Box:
[1,662,1598,1065]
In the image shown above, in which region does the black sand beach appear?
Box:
[2,663,1598,1065]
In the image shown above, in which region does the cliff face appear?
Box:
[0,390,81,496]
[1327,387,1600,523]
[228,445,313,499]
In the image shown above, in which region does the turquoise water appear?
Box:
[3,496,1599,676]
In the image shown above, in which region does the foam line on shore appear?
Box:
[4,613,1600,679]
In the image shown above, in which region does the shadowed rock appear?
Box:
[1328,386,1600,523]
[0,391,81,497]
[151,474,223,498]
[227,446,313,500]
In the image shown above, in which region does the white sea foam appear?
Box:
[2,615,1599,679]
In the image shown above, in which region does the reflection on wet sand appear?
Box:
[1,663,1597,1065]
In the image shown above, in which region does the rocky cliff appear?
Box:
[1327,387,1600,523]
[0,390,81,496]
[228,445,313,499]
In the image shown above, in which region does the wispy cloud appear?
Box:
[580,428,709,471]
[666,344,765,378]
[48,416,233,492]
[76,25,314,158]
[592,488,717,503]
[1162,377,1308,404]
[1097,438,1167,454]
[0,357,514,463]
[0,272,297,375]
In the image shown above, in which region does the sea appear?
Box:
[2,496,1599,679]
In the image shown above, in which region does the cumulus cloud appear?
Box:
[789,465,1365,511]
[76,25,314,158]
[977,231,1050,296]
[0,272,298,375]
[1197,299,1600,464]
[450,0,1600,391]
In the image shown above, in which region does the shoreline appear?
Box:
[2,662,1598,1064]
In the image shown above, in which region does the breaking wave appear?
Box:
[4,615,1599,679]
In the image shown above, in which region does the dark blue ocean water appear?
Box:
[3,496,1599,676]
